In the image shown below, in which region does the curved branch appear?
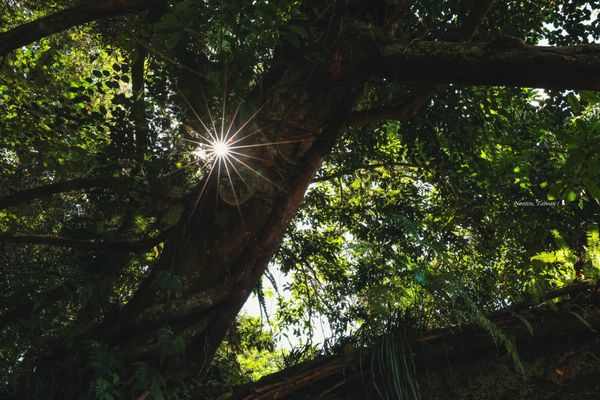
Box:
[0,229,172,253]
[0,0,165,56]
[0,177,127,209]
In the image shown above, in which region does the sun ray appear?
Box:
[229,138,316,150]
[227,149,272,163]
[201,90,220,142]
[226,102,267,144]
[176,88,311,224]
[163,157,207,177]
[223,155,252,192]
[221,77,228,143]
[224,100,244,143]
[222,156,246,227]
[226,122,274,147]
[188,159,218,224]
[178,90,219,144]
[227,152,285,191]
[215,156,223,206]
[177,135,212,147]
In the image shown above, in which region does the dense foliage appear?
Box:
[1,0,599,399]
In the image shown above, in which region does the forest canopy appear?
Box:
[1,0,600,399]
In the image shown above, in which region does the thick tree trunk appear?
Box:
[78,19,400,387]
[87,14,374,385]
[224,285,600,400]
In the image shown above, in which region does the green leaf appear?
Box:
[584,179,600,204]
[157,326,186,366]
[567,93,581,113]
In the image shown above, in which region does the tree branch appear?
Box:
[0,229,172,253]
[349,0,493,126]
[348,84,437,126]
[312,162,417,182]
[0,176,181,209]
[375,41,600,90]
[0,177,126,209]
[352,40,599,126]
[0,0,165,56]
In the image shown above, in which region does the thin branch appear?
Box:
[0,229,172,253]
[312,162,418,182]
[457,0,494,41]
[383,0,418,38]
[0,177,123,209]
[133,38,209,79]
[130,2,167,164]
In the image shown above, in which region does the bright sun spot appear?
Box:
[177,89,294,217]
[212,140,230,158]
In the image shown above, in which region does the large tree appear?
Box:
[1,0,599,399]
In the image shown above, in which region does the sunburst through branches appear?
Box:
[175,89,314,224]
[212,140,230,158]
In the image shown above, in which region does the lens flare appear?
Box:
[176,88,317,230]
[211,140,230,158]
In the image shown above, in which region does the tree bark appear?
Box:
[225,285,600,400]
[94,65,368,382]
[59,10,376,387]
